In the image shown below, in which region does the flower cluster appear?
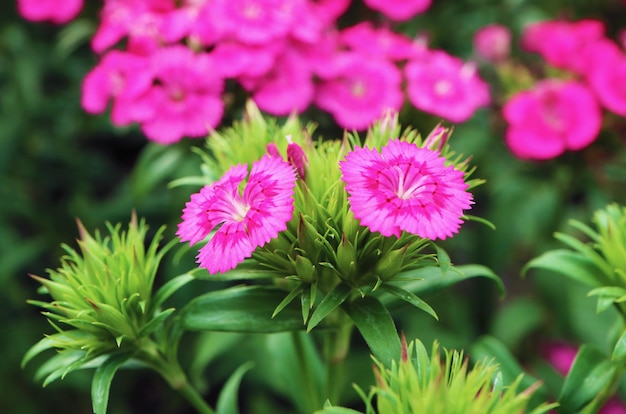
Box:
[176,106,479,332]
[18,0,491,143]
[494,19,625,160]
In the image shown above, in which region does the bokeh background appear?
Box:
[4,0,626,412]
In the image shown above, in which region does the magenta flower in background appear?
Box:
[503,79,602,160]
[542,342,578,376]
[134,46,224,144]
[315,53,403,130]
[177,155,297,274]
[81,50,154,126]
[340,140,473,240]
[363,0,432,21]
[599,398,626,414]
[92,0,176,53]
[521,19,605,75]
[405,50,490,123]
[339,22,418,61]
[473,24,511,63]
[587,50,626,117]
[17,0,83,24]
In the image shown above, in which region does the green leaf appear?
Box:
[273,284,304,318]
[343,296,401,367]
[391,264,504,298]
[558,345,616,413]
[139,308,175,336]
[216,361,254,414]
[181,286,305,333]
[588,287,626,313]
[378,284,438,320]
[92,352,132,414]
[22,336,55,368]
[523,249,603,288]
[152,272,196,309]
[307,282,352,332]
[612,330,626,361]
[434,243,451,276]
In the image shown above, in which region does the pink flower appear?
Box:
[503,79,602,160]
[177,155,297,274]
[542,342,578,376]
[241,49,313,116]
[587,50,626,117]
[339,22,418,61]
[159,0,219,46]
[473,24,511,63]
[92,0,176,53]
[362,0,432,21]
[405,50,490,122]
[521,19,605,75]
[17,0,83,24]
[81,50,153,126]
[600,398,626,414]
[340,140,473,240]
[211,0,303,45]
[134,46,224,144]
[315,52,403,130]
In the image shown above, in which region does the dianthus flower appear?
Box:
[521,19,605,75]
[315,52,403,130]
[362,0,431,21]
[17,0,83,24]
[339,22,418,61]
[81,50,153,126]
[587,49,626,117]
[503,79,602,160]
[134,46,224,144]
[177,155,297,274]
[405,50,490,122]
[473,24,511,63]
[340,140,473,240]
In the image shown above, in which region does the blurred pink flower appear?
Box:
[92,0,176,53]
[503,79,602,160]
[340,140,473,240]
[177,155,297,274]
[159,0,219,46]
[363,0,432,21]
[81,50,154,126]
[339,22,418,61]
[542,342,578,376]
[211,41,282,79]
[473,24,511,63]
[242,49,314,116]
[600,398,626,414]
[17,0,83,24]
[587,49,626,117]
[135,46,224,144]
[521,19,605,75]
[405,50,490,122]
[211,0,304,45]
[315,52,403,130]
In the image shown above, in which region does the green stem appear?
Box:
[292,331,322,413]
[176,381,216,414]
[323,320,354,405]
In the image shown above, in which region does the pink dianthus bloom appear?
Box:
[177,155,297,274]
[17,0,83,24]
[503,79,602,160]
[363,0,431,21]
[134,46,224,144]
[587,49,626,117]
[405,50,490,123]
[81,50,153,126]
[315,52,403,130]
[473,24,511,63]
[340,140,473,240]
[521,19,605,75]
[340,22,417,61]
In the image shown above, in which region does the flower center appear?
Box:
[351,80,367,97]
[243,3,261,20]
[393,165,430,200]
[434,79,452,96]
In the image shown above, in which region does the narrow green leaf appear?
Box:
[194,260,279,281]
[612,330,626,361]
[152,272,196,309]
[523,249,603,288]
[139,308,175,336]
[391,264,504,298]
[462,214,496,230]
[307,283,352,332]
[273,284,304,318]
[92,352,132,414]
[378,284,438,320]
[216,361,254,414]
[343,296,401,367]
[181,286,304,333]
[22,336,55,368]
[558,345,616,413]
[35,350,86,384]
[301,287,312,324]
[434,243,451,276]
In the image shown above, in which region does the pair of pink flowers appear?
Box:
[177,140,473,274]
[501,19,626,160]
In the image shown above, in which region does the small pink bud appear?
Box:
[473,24,512,63]
[424,125,450,151]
